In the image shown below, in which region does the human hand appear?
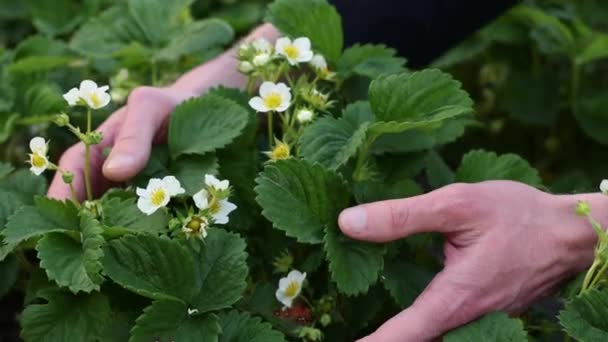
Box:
[47,86,197,200]
[338,181,600,341]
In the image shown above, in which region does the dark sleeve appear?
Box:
[330,0,518,67]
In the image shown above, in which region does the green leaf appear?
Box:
[25,0,98,36]
[511,6,576,56]
[101,197,169,234]
[170,154,219,195]
[3,197,79,245]
[21,292,111,342]
[382,258,432,308]
[576,33,608,66]
[0,254,17,298]
[0,169,47,204]
[131,300,220,342]
[574,91,608,145]
[559,289,608,341]
[368,70,473,137]
[102,234,196,302]
[168,94,249,159]
[353,179,422,204]
[155,19,234,61]
[267,0,343,62]
[0,162,14,179]
[128,0,193,47]
[456,150,543,187]
[324,225,385,295]
[255,159,350,244]
[70,5,147,58]
[443,312,528,341]
[36,212,105,294]
[299,102,373,170]
[219,310,286,342]
[212,3,264,33]
[338,44,407,79]
[190,229,248,313]
[8,56,74,74]
[426,151,455,189]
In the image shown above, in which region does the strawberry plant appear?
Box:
[1,0,608,341]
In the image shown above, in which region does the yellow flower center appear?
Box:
[89,92,102,108]
[264,92,282,109]
[31,153,46,168]
[150,188,167,207]
[284,281,300,298]
[186,216,207,233]
[284,45,300,60]
[271,143,290,160]
[208,197,221,214]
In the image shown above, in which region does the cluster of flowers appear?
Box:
[238,36,336,161]
[137,174,237,240]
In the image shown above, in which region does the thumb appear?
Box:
[359,269,482,341]
[102,87,174,181]
[338,185,470,242]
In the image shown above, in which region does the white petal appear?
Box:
[63,88,80,106]
[98,85,110,92]
[297,50,314,63]
[275,37,291,54]
[310,54,327,70]
[276,290,293,308]
[276,102,291,113]
[259,81,276,97]
[29,137,47,155]
[94,90,111,109]
[600,180,608,193]
[30,165,46,176]
[212,200,237,224]
[163,176,185,196]
[193,189,209,210]
[79,80,98,94]
[293,37,311,51]
[248,97,269,112]
[253,38,271,53]
[278,277,290,290]
[137,197,158,215]
[204,175,221,188]
[147,178,164,190]
[136,187,149,197]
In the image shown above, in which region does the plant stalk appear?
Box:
[84,108,93,201]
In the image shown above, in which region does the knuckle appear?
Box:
[388,200,411,229]
[127,86,164,105]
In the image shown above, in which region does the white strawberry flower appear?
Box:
[276,270,307,308]
[275,37,314,65]
[63,80,111,110]
[248,82,292,113]
[296,108,314,124]
[28,137,49,176]
[136,176,185,215]
[238,61,254,73]
[600,180,608,194]
[192,189,237,225]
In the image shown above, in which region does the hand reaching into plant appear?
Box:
[48,24,280,201]
[339,181,604,341]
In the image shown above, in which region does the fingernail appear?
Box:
[340,207,367,234]
[104,155,134,173]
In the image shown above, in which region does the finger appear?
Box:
[102,87,173,181]
[339,184,477,242]
[359,270,482,342]
[47,110,124,200]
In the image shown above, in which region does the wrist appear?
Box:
[551,192,608,274]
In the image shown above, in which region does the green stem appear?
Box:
[581,259,600,293]
[353,141,372,182]
[590,261,608,289]
[84,108,93,201]
[268,111,274,148]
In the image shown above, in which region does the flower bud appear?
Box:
[296,327,322,341]
[84,131,104,145]
[253,53,271,67]
[53,113,70,127]
[296,108,314,124]
[576,201,591,217]
[238,61,254,74]
[62,171,74,184]
[320,313,331,327]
